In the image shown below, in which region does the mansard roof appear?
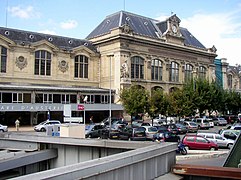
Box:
[0,27,97,52]
[86,11,206,49]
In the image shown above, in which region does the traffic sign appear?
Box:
[77,104,85,110]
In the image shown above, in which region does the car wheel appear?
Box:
[210,147,215,151]
[185,146,189,150]
[40,128,46,132]
[227,143,233,149]
[0,129,4,132]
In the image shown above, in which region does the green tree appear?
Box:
[119,85,149,121]
[147,88,170,124]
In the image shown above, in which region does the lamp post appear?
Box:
[107,54,114,138]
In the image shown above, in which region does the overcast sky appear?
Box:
[0,0,241,66]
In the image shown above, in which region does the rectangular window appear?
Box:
[35,50,51,76]
[2,93,12,103]
[23,93,31,103]
[1,46,7,73]
[43,94,53,103]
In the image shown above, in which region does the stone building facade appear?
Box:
[0,11,239,125]
[86,11,218,97]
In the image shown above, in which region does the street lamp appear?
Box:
[107,54,114,138]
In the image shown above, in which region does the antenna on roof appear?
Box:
[5,0,8,27]
[123,0,126,11]
[171,11,174,15]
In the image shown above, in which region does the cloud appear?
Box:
[181,11,241,66]
[60,20,78,29]
[156,10,241,66]
[38,30,57,35]
[8,6,40,19]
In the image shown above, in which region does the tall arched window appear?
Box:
[198,66,206,79]
[35,50,51,76]
[169,62,179,82]
[131,56,144,79]
[0,46,7,73]
[185,64,193,82]
[74,55,88,78]
[151,59,162,81]
[227,74,232,89]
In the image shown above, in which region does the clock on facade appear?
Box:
[171,24,177,33]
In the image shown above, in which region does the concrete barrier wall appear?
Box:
[12,143,177,180]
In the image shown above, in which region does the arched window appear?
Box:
[35,50,51,76]
[169,62,179,82]
[0,46,7,73]
[151,59,162,81]
[198,66,206,79]
[74,55,88,78]
[227,74,232,89]
[131,56,144,79]
[185,64,193,82]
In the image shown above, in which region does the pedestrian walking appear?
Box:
[90,116,94,124]
[15,118,20,131]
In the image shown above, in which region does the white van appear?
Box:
[192,118,210,129]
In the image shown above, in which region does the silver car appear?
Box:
[198,132,234,149]
[34,120,61,132]
[0,124,8,132]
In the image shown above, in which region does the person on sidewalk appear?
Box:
[15,118,20,131]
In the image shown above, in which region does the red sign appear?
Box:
[77,104,85,110]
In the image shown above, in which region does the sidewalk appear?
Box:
[176,149,229,161]
[8,125,34,132]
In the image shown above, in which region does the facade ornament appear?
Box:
[58,60,69,73]
[120,60,129,78]
[121,24,133,34]
[15,56,27,70]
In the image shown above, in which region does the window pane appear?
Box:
[74,55,88,78]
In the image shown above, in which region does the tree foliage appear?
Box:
[119,85,149,118]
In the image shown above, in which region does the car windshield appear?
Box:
[189,122,197,126]
[39,121,47,125]
[148,127,158,132]
[203,120,208,123]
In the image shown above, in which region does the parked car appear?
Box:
[153,131,180,142]
[192,118,210,129]
[175,123,188,134]
[182,121,198,133]
[153,117,167,125]
[219,129,240,141]
[118,126,147,141]
[154,125,168,133]
[131,120,150,128]
[142,126,158,140]
[182,134,218,150]
[0,124,8,132]
[229,123,241,130]
[85,124,105,138]
[34,120,61,132]
[197,132,234,149]
[206,118,214,128]
[167,124,178,134]
[100,125,120,139]
[212,117,228,126]
[100,117,124,126]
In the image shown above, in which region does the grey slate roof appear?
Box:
[86,11,206,49]
[180,27,205,49]
[0,27,97,52]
